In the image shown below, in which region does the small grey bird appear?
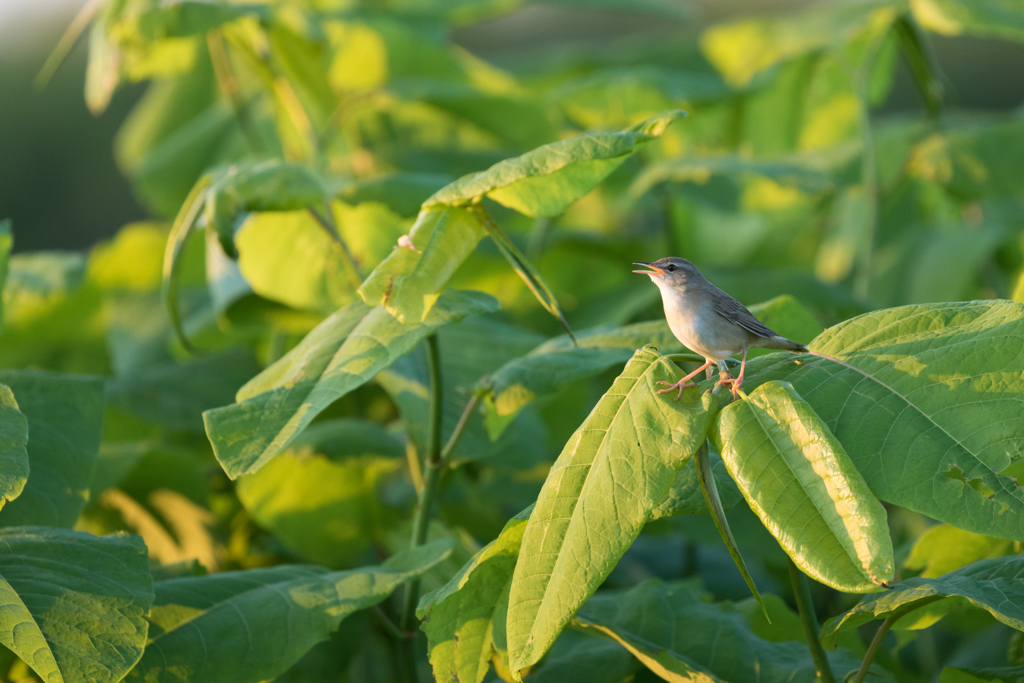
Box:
[633,257,807,399]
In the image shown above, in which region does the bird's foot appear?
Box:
[713,374,743,399]
[657,380,698,401]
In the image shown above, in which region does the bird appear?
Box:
[633,257,808,399]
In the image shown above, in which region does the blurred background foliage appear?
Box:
[3,0,1024,680]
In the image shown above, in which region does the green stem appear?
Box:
[853,596,944,683]
[306,206,363,287]
[788,559,836,683]
[398,334,444,683]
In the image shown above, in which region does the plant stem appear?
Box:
[398,333,444,683]
[853,596,944,683]
[788,559,836,683]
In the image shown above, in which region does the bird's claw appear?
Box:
[713,375,743,399]
[657,380,698,401]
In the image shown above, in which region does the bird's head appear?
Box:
[632,257,704,290]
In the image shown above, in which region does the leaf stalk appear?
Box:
[853,596,944,683]
[787,559,836,683]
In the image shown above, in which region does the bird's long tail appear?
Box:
[767,335,808,353]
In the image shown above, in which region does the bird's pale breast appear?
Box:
[661,287,743,361]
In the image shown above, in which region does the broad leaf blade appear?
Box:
[418,506,533,683]
[577,579,875,683]
[743,301,1024,542]
[0,370,105,528]
[821,555,1024,647]
[424,110,686,217]
[359,206,485,323]
[129,539,454,683]
[204,288,498,479]
[714,381,894,592]
[506,346,715,678]
[0,384,29,509]
[0,527,154,683]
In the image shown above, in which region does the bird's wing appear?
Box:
[711,289,777,338]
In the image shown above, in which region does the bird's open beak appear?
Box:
[632,262,664,276]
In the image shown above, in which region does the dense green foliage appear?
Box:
[2,0,1024,681]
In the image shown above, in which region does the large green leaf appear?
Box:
[576,579,877,683]
[203,288,498,479]
[359,206,486,323]
[651,444,742,519]
[483,321,682,437]
[506,346,716,678]
[0,385,29,510]
[235,419,404,567]
[911,0,1024,42]
[417,506,532,683]
[904,524,1012,578]
[128,539,454,683]
[424,110,686,217]
[821,555,1024,647]
[0,370,105,528]
[631,154,835,199]
[741,301,1024,542]
[714,381,894,592]
[0,527,154,683]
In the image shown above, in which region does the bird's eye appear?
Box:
[666,265,676,272]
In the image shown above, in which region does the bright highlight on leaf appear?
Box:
[506,346,716,679]
[715,380,894,593]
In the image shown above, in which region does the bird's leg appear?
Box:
[714,348,748,398]
[657,360,713,401]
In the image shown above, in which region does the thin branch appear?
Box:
[35,0,104,91]
[788,559,836,683]
[853,596,944,683]
[208,30,266,155]
[440,393,481,465]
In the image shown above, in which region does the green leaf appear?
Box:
[203,288,498,479]
[575,579,872,683]
[417,506,533,683]
[631,154,835,199]
[359,206,486,323]
[714,381,894,593]
[651,444,742,519]
[695,439,767,613]
[0,527,154,683]
[938,666,1024,683]
[0,385,29,510]
[236,210,356,313]
[742,300,1024,542]
[0,370,105,528]
[506,346,716,678]
[821,555,1024,647]
[162,172,211,352]
[424,110,686,218]
[484,321,683,437]
[911,0,1024,42]
[128,539,454,683]
[904,524,1013,578]
[700,0,900,87]
[235,421,403,567]
[525,627,640,683]
[1012,269,1024,304]
[336,173,453,218]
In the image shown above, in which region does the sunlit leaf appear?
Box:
[575,579,874,683]
[204,288,498,479]
[651,444,742,519]
[911,0,1024,42]
[0,527,154,683]
[417,506,532,683]
[128,539,454,683]
[0,370,104,528]
[506,346,716,678]
[714,381,894,592]
[0,384,29,510]
[821,555,1024,647]
[425,110,686,218]
[236,419,404,567]
[359,206,485,323]
[742,300,1024,542]
[904,524,1012,578]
